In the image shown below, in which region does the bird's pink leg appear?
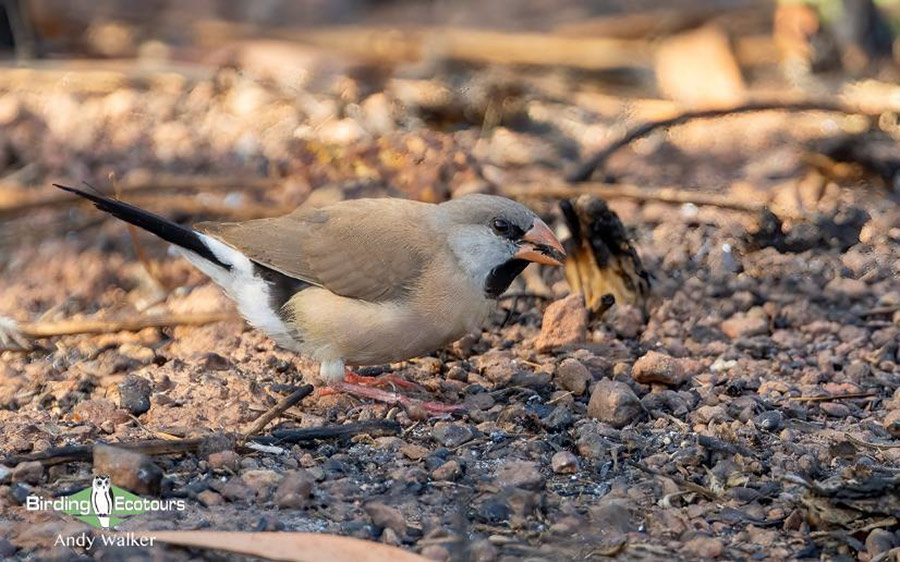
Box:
[343,371,423,391]
[321,381,464,415]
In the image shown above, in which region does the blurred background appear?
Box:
[1,0,899,290]
[0,0,898,211]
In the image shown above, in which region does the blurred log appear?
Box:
[18,311,236,338]
[0,58,214,93]
[199,19,775,72]
[118,194,294,221]
[0,174,278,216]
[248,25,652,71]
[554,2,766,40]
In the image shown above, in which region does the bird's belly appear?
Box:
[286,287,491,365]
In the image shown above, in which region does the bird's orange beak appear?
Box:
[515,219,566,266]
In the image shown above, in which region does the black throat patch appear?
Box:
[484,259,529,299]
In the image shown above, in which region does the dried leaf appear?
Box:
[133,531,431,562]
[559,196,650,315]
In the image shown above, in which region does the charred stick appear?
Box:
[240,384,315,443]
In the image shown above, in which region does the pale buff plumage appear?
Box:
[54,186,565,388]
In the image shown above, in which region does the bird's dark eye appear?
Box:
[491,218,511,234]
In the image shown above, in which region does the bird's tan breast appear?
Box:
[284,253,492,365]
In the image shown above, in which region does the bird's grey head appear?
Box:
[439,194,565,298]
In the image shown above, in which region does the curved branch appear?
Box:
[567,100,883,183]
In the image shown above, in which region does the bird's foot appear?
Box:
[321,381,464,416]
[343,371,423,391]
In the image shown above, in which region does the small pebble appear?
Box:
[94,444,162,496]
[0,538,15,558]
[587,379,642,429]
[469,539,498,562]
[196,490,224,506]
[220,476,255,503]
[550,451,578,474]
[432,422,474,448]
[631,351,686,386]
[721,307,769,339]
[754,410,784,432]
[118,374,152,416]
[208,450,240,472]
[535,294,588,351]
[11,461,42,485]
[866,528,896,557]
[431,460,462,481]
[9,483,31,505]
[820,402,851,418]
[555,358,591,395]
[421,544,451,562]
[883,410,900,438]
[496,460,543,490]
[400,443,430,461]
[72,399,130,427]
[364,502,407,535]
[681,535,724,558]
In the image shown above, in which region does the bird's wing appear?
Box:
[196,199,436,302]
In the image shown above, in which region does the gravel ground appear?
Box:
[0,57,899,562]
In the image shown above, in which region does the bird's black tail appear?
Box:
[53,184,231,270]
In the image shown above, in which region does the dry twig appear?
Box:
[506,182,790,217]
[0,174,277,216]
[2,419,402,467]
[845,434,900,451]
[255,419,402,445]
[1,438,207,467]
[239,385,315,444]
[567,100,889,182]
[627,460,719,500]
[17,312,237,339]
[789,392,878,403]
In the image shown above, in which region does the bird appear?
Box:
[54,184,565,413]
[90,475,113,529]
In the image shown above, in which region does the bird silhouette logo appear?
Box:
[90,475,114,529]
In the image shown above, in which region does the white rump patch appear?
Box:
[175,234,299,351]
